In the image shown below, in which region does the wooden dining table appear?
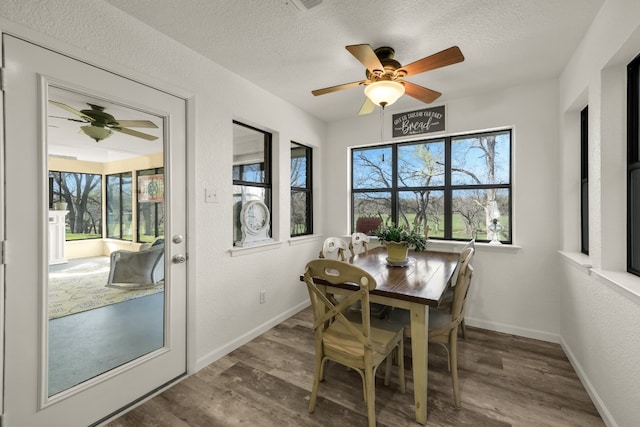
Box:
[314,246,459,425]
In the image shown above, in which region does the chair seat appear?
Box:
[324,319,404,361]
[386,307,451,338]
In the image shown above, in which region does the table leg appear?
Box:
[410,303,428,424]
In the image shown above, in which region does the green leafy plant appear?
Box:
[375,223,428,252]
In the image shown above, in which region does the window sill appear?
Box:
[366,237,522,253]
[229,240,283,257]
[590,268,640,304]
[288,234,323,246]
[558,250,592,271]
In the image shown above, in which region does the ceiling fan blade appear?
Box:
[113,127,159,141]
[49,115,87,123]
[346,44,384,74]
[48,100,95,122]
[312,80,365,96]
[358,97,376,115]
[112,120,158,128]
[400,46,464,77]
[404,81,441,104]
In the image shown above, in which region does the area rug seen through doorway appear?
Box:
[48,256,164,319]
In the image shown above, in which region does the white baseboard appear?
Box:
[195,300,310,371]
[559,337,617,427]
[466,316,561,343]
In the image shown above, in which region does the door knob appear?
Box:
[172,235,183,244]
[172,254,187,264]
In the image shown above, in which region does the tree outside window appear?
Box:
[351,129,512,243]
[291,142,312,236]
[50,171,102,240]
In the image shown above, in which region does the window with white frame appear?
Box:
[580,106,589,255]
[351,129,512,243]
[627,53,640,275]
[290,142,313,237]
[232,121,272,245]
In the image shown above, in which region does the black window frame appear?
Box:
[581,106,589,255]
[136,167,165,242]
[290,141,313,237]
[351,129,512,243]
[106,171,133,241]
[627,53,640,276]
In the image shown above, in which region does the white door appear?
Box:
[2,34,187,426]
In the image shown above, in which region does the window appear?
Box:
[580,106,589,255]
[627,53,640,275]
[290,142,313,236]
[137,168,165,242]
[233,121,272,245]
[49,171,102,240]
[352,129,512,243]
[106,172,133,240]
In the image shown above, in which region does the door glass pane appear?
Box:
[47,86,165,396]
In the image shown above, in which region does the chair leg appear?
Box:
[460,318,467,339]
[364,359,376,427]
[450,332,461,408]
[398,339,406,393]
[308,355,324,413]
[384,353,392,386]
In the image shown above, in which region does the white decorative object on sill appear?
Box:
[237,200,273,247]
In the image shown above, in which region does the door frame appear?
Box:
[0,23,198,423]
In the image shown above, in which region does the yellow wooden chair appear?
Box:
[302,259,405,427]
[438,239,475,338]
[349,232,370,256]
[318,237,349,260]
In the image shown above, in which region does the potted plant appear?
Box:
[376,223,428,263]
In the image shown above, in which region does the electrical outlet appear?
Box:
[205,188,218,203]
[260,290,266,304]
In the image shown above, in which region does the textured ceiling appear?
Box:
[104,0,604,123]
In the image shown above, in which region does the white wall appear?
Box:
[325,78,563,342]
[0,0,321,372]
[558,0,640,426]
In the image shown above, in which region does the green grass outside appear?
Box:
[357,212,510,241]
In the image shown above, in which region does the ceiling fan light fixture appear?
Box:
[364,80,405,107]
[81,125,113,142]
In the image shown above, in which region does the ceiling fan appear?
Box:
[48,100,159,142]
[311,44,464,114]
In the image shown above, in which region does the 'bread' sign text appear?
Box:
[392,105,445,138]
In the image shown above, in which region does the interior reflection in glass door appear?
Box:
[47,86,166,396]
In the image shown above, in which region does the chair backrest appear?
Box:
[318,237,349,261]
[303,259,381,351]
[349,232,370,256]
[450,248,474,325]
[450,239,475,286]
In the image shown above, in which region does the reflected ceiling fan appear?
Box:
[49,100,159,142]
[312,44,464,114]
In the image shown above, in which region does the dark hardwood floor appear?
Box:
[107,307,604,426]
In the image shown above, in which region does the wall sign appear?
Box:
[392,105,445,138]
